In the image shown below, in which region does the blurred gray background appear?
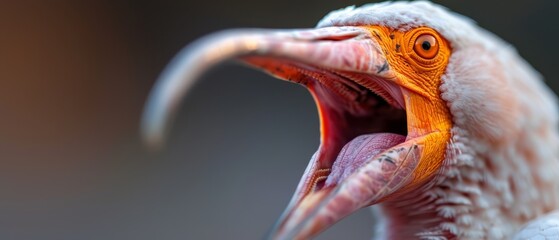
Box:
[1,0,558,239]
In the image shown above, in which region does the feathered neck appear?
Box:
[373,39,559,240]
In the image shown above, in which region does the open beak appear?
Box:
[142,26,427,239]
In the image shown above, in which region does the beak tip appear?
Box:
[140,115,167,151]
[143,133,165,151]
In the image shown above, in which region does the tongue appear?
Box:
[325,133,406,186]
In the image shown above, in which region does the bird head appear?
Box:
[142,1,559,239]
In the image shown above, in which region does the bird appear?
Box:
[141,1,559,239]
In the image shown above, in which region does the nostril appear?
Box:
[311,32,360,42]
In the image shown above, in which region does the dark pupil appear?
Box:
[421,41,431,51]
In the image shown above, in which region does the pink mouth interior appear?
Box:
[303,70,407,193]
[326,133,406,186]
[240,56,407,195]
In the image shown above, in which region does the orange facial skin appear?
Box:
[366,26,453,194]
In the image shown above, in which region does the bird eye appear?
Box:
[413,34,438,59]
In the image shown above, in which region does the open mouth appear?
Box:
[243,56,408,198]
[241,54,413,238]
